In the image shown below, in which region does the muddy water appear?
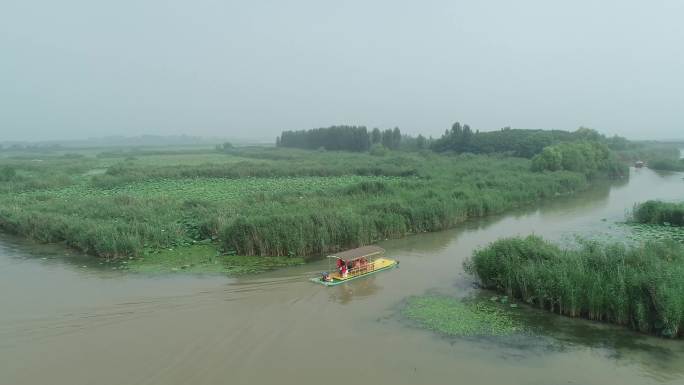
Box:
[2,168,684,385]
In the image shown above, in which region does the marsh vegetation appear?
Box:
[632,200,684,226]
[0,144,607,263]
[465,236,684,338]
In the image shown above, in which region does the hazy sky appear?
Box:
[2,0,683,142]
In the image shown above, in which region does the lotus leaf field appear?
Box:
[626,223,684,244]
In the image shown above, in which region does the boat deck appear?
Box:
[310,257,398,286]
[328,257,396,280]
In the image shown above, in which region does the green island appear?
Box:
[465,235,684,338]
[0,126,628,274]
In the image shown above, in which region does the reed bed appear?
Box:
[632,200,684,226]
[466,235,684,338]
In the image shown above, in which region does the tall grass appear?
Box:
[466,235,684,338]
[220,171,587,257]
[632,200,684,226]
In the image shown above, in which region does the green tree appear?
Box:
[531,147,562,171]
[371,128,382,144]
[531,141,626,178]
[278,126,370,152]
[416,134,427,149]
[392,127,402,149]
[462,124,473,149]
[574,127,602,141]
[381,129,393,149]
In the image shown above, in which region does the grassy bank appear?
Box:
[465,236,684,338]
[0,146,618,262]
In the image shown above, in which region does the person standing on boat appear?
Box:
[337,258,347,278]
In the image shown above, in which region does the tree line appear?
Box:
[274,122,634,159]
[430,124,618,158]
[277,126,409,152]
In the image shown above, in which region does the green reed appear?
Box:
[466,235,684,338]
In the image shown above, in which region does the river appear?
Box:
[1,167,684,385]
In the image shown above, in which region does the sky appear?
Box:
[1,0,683,142]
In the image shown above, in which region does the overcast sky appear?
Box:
[2,0,683,142]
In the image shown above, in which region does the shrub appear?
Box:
[531,141,627,178]
[0,166,16,181]
[370,143,388,157]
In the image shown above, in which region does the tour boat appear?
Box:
[310,246,398,286]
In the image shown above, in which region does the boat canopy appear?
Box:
[327,246,385,261]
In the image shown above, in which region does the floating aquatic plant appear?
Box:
[624,223,684,244]
[402,295,524,337]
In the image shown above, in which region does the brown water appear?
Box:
[2,168,684,385]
